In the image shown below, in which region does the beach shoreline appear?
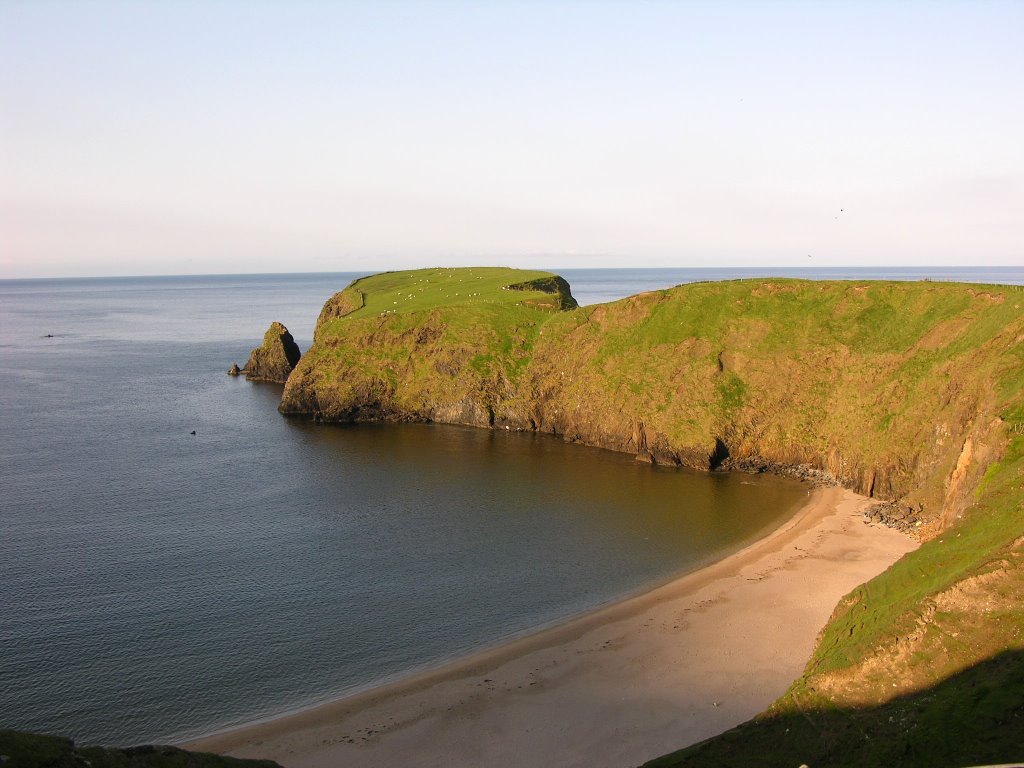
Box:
[185,486,916,768]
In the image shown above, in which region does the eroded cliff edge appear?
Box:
[281,269,1021,530]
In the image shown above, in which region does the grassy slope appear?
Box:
[333,266,569,319]
[283,269,1024,766]
[528,279,1022,508]
[284,267,576,424]
[647,441,1024,767]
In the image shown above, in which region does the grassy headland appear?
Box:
[281,267,1024,765]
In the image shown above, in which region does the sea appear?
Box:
[1,266,1021,746]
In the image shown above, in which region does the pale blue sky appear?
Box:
[2,0,1021,277]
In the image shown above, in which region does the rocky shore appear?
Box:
[717,456,839,488]
[862,500,925,533]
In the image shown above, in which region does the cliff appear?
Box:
[281,266,578,424]
[278,267,1024,765]
[282,271,1020,526]
[242,322,301,384]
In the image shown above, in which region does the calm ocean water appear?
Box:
[1,266,1020,746]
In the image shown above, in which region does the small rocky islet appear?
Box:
[228,321,301,384]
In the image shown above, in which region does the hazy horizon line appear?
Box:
[3,264,1022,283]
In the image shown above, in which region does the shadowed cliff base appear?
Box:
[645,649,1024,768]
[0,729,282,768]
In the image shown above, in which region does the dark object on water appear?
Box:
[228,363,242,376]
[190,430,196,435]
[43,334,54,338]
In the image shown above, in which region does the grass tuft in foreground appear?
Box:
[0,730,281,768]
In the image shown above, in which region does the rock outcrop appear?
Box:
[506,275,578,310]
[0,728,282,768]
[243,322,301,384]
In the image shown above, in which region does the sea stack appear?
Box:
[243,322,301,384]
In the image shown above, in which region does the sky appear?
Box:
[1,1,1022,278]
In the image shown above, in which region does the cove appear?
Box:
[2,407,807,748]
[175,420,808,744]
[0,273,807,750]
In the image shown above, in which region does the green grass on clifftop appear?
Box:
[287,267,579,424]
[339,267,568,319]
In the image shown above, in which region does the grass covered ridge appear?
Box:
[313,267,575,338]
[287,267,579,426]
[281,268,1024,766]
[287,272,1022,523]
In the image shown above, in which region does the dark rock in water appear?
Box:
[228,363,242,376]
[244,322,302,384]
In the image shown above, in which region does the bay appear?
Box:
[1,266,1018,746]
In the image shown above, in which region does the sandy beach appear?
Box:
[186,487,916,768]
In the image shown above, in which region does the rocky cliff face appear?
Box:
[243,322,301,384]
[280,274,1023,531]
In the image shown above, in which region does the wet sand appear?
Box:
[186,487,916,768]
